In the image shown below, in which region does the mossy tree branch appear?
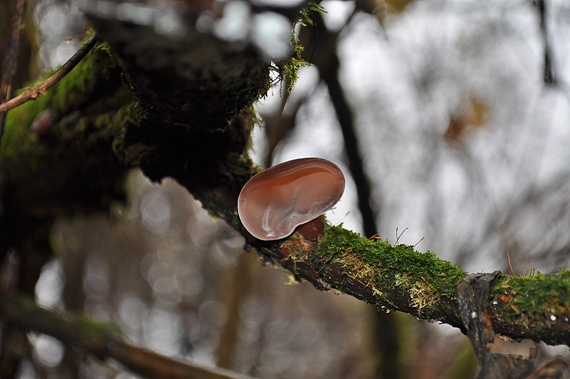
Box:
[0,293,259,379]
[264,226,570,346]
[0,2,569,367]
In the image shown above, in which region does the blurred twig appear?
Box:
[0,32,98,115]
[262,73,295,167]
[0,217,53,377]
[0,293,260,379]
[535,0,556,85]
[0,0,27,141]
[303,14,379,239]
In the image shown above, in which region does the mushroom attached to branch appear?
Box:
[238,157,345,241]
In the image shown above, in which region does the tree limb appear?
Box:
[0,293,260,379]
[244,226,570,346]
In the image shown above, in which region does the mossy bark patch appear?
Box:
[315,226,466,323]
[254,225,570,346]
[490,272,570,344]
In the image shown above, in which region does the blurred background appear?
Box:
[3,0,570,378]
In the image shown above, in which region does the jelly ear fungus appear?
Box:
[237,157,345,241]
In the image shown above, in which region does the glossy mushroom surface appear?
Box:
[238,157,345,241]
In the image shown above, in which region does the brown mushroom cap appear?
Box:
[237,157,345,241]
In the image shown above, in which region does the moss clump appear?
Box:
[489,270,570,341]
[319,225,466,289]
[269,2,325,93]
[315,226,570,343]
[1,40,119,175]
[316,225,467,319]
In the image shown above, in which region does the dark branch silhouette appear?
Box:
[0,0,27,137]
[0,293,260,379]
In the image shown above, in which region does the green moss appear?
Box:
[278,55,311,93]
[311,226,570,343]
[316,229,570,342]
[6,294,122,352]
[320,226,466,284]
[75,314,123,346]
[268,2,321,93]
[1,103,48,173]
[96,41,114,57]
[300,1,327,27]
[489,271,570,336]
[317,225,467,318]
[1,40,119,174]
[276,1,327,92]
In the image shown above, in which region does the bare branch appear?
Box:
[0,293,259,379]
[0,32,99,115]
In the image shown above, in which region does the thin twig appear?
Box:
[0,32,99,115]
[413,237,425,248]
[506,250,515,276]
[395,227,408,245]
[0,0,27,138]
[518,255,529,277]
[536,0,556,85]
